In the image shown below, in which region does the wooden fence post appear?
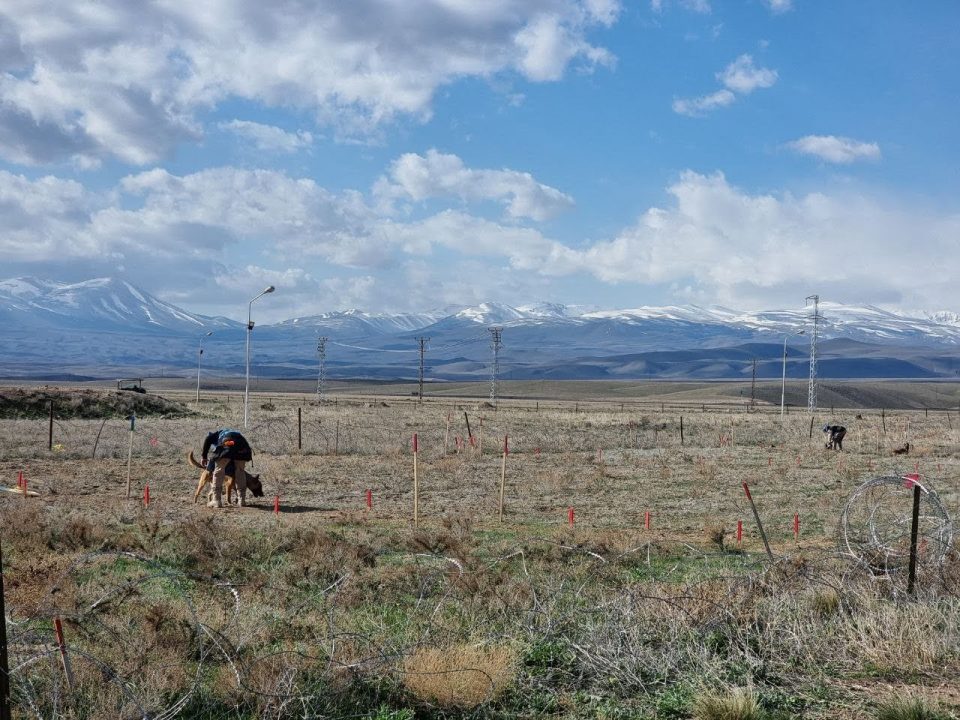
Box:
[498,435,508,522]
[0,540,11,720]
[297,407,302,451]
[48,400,54,450]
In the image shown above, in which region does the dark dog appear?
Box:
[188,451,264,505]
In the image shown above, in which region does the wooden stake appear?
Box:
[0,540,12,720]
[48,400,54,451]
[742,482,774,561]
[444,412,451,455]
[907,480,922,595]
[125,413,136,500]
[413,433,419,527]
[53,616,74,691]
[680,416,684,446]
[498,435,508,522]
[297,407,302,451]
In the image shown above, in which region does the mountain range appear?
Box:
[2,277,959,382]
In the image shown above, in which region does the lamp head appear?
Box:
[264,285,275,294]
[205,331,214,337]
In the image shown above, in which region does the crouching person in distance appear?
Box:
[823,424,846,451]
[201,428,253,508]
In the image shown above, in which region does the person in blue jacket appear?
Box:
[201,428,253,507]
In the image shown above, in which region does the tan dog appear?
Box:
[188,451,264,505]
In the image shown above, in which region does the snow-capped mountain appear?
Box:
[2,276,959,380]
[0,277,240,334]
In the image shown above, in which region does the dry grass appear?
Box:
[402,643,517,708]
[693,687,765,720]
[2,388,960,718]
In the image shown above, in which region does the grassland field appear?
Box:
[1,382,959,719]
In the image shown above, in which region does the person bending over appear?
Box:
[823,424,846,451]
[201,428,253,508]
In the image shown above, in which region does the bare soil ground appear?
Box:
[1,387,959,719]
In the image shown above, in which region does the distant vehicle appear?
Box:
[117,378,146,393]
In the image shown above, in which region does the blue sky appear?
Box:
[1,0,957,321]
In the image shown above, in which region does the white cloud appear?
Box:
[3,164,958,314]
[672,89,736,117]
[786,135,881,164]
[219,121,313,153]
[764,0,793,13]
[651,0,711,13]
[375,149,574,221]
[673,54,777,116]
[546,171,959,309]
[0,1,620,166]
[717,54,778,94]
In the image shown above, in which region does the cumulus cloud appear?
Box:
[786,135,881,164]
[671,89,735,117]
[219,121,313,153]
[548,171,959,309]
[0,1,620,166]
[375,149,574,221]
[2,163,958,315]
[717,54,778,94]
[674,54,777,116]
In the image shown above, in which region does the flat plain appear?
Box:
[1,383,959,719]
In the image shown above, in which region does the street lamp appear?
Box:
[196,331,213,402]
[781,329,806,418]
[244,285,275,428]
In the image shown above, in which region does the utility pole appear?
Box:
[417,336,429,405]
[806,294,820,412]
[316,336,328,403]
[489,327,503,407]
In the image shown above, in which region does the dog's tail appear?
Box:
[187,450,205,469]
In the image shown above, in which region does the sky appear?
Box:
[1,0,958,322]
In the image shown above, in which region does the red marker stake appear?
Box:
[273,495,280,514]
[17,470,23,490]
[568,507,575,527]
[644,510,651,530]
[793,512,800,542]
[736,519,743,545]
[53,616,75,690]
[143,484,150,507]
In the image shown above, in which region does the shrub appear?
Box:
[402,643,517,708]
[693,687,767,720]
[876,696,951,720]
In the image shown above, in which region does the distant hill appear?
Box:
[1,276,959,381]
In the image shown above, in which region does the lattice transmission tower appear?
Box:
[806,295,820,412]
[316,336,328,403]
[488,327,503,407]
[417,336,429,405]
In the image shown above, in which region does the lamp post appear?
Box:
[244,286,275,428]
[196,331,213,402]
[781,330,806,418]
